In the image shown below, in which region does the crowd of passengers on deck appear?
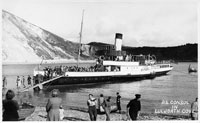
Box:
[103,54,154,62]
[42,64,104,79]
[39,54,154,80]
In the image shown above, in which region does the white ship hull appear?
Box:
[33,63,173,85]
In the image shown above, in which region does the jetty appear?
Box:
[20,75,64,92]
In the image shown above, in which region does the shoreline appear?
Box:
[25,106,191,121]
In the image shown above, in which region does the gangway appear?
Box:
[20,75,64,92]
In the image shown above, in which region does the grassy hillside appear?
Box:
[89,42,197,62]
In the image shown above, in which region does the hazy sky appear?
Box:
[2,0,198,47]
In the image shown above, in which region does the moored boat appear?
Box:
[188,64,197,73]
[33,33,173,86]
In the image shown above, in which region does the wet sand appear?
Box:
[25,106,191,121]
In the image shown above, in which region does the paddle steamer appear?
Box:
[34,33,173,85]
[33,11,173,86]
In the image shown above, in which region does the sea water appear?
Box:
[2,62,198,115]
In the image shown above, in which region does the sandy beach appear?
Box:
[2,87,193,121]
[25,106,191,121]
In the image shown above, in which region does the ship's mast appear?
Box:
[77,10,84,67]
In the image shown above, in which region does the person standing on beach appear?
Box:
[116,92,121,113]
[98,94,106,113]
[46,89,62,121]
[3,76,7,88]
[127,94,141,121]
[16,76,21,88]
[22,76,26,88]
[191,98,198,120]
[27,75,32,86]
[87,94,97,121]
[104,96,112,121]
[59,106,64,121]
[3,90,19,121]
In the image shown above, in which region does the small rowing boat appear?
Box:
[188,64,197,73]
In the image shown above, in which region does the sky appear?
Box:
[2,0,198,47]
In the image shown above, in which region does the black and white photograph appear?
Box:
[1,0,198,121]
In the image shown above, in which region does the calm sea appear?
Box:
[2,62,198,115]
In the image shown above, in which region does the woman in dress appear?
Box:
[104,96,112,121]
[46,89,62,121]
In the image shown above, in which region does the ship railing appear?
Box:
[156,60,172,64]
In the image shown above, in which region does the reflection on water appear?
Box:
[2,62,198,114]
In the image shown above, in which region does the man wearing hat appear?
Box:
[126,94,141,120]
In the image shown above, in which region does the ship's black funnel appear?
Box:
[115,33,123,51]
[115,33,123,39]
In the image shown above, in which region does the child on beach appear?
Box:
[59,106,64,121]
[116,92,121,113]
